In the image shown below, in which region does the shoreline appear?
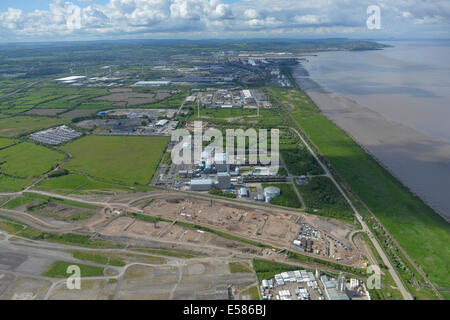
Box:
[292,66,450,222]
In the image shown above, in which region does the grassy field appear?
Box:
[186,108,285,129]
[281,147,323,176]
[36,173,135,193]
[229,261,253,274]
[268,87,450,294]
[0,217,26,234]
[262,183,302,209]
[0,116,66,137]
[4,192,98,211]
[0,142,64,191]
[17,228,121,249]
[61,136,169,187]
[43,261,104,278]
[0,175,29,192]
[252,259,300,281]
[71,251,126,267]
[296,177,354,222]
[0,138,16,149]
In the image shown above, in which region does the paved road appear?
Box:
[289,127,413,300]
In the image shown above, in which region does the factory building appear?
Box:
[217,172,231,189]
[134,81,171,86]
[190,179,213,191]
[240,187,249,198]
[178,170,194,178]
[155,119,169,127]
[214,152,228,172]
[320,275,350,300]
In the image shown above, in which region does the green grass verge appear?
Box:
[43,261,104,278]
[71,251,126,267]
[17,228,120,249]
[0,217,26,234]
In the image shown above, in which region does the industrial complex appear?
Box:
[260,270,369,300]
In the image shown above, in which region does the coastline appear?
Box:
[292,66,450,222]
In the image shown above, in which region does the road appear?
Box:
[289,127,413,300]
[0,132,413,299]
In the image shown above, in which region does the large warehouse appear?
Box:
[190,179,213,191]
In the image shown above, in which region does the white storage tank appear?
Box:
[264,186,281,199]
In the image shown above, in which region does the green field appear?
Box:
[71,251,126,267]
[0,175,28,192]
[281,147,323,176]
[17,228,120,249]
[252,259,300,281]
[229,261,252,274]
[268,87,450,293]
[296,177,354,222]
[0,142,64,191]
[0,138,16,149]
[0,217,26,234]
[36,173,135,193]
[262,183,302,209]
[185,108,285,129]
[61,136,169,186]
[43,261,104,278]
[3,193,98,214]
[0,116,66,137]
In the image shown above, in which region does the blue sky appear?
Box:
[0,0,448,42]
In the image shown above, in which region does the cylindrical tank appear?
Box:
[264,186,281,199]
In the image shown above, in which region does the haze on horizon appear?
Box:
[0,0,449,42]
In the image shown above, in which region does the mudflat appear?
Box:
[307,90,450,222]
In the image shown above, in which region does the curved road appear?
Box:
[289,127,413,300]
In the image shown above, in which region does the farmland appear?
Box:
[36,173,134,194]
[0,138,16,149]
[0,142,64,191]
[0,116,66,137]
[61,136,169,187]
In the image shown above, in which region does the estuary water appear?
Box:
[293,40,450,221]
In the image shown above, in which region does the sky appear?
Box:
[0,0,449,42]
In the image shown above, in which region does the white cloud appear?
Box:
[244,9,260,20]
[0,0,448,41]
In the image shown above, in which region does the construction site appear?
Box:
[96,194,366,269]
